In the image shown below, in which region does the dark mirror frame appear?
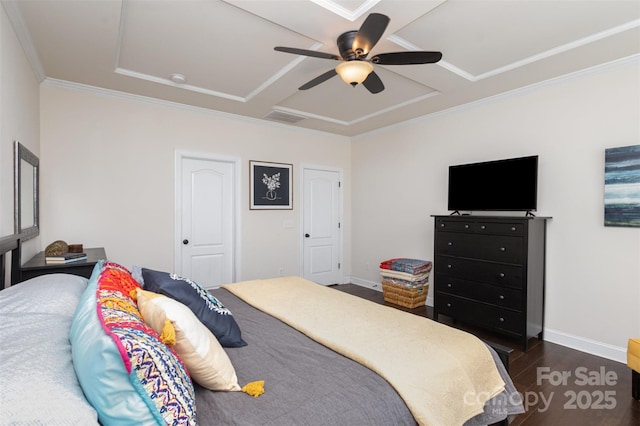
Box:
[14,141,39,241]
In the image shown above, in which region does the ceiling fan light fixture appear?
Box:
[335,61,373,86]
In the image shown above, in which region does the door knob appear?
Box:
[305,233,310,238]
[183,239,189,245]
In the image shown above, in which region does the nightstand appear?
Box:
[19,247,106,282]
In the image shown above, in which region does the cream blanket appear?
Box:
[223,277,505,426]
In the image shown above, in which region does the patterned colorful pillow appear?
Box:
[141,268,247,347]
[136,288,241,391]
[70,261,196,425]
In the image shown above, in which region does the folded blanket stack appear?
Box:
[380,258,433,275]
[380,258,432,287]
[380,258,432,308]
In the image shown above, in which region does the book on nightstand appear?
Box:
[45,252,88,264]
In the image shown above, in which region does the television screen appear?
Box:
[448,155,538,212]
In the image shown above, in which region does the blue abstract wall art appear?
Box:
[604,145,640,227]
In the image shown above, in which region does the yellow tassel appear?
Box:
[159,318,176,346]
[241,380,265,398]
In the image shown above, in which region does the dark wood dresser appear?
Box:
[19,247,106,282]
[432,216,549,351]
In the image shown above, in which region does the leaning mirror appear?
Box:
[14,141,39,240]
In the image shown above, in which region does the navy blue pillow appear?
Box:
[141,268,247,347]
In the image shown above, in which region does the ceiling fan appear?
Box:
[274,13,442,94]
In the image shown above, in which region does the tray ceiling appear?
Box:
[4,0,639,136]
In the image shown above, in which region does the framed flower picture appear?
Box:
[250,161,293,210]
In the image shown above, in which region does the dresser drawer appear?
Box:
[435,219,525,236]
[436,293,523,336]
[435,274,523,310]
[435,255,524,288]
[436,232,524,264]
[436,219,475,233]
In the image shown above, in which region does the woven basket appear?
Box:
[382,280,428,309]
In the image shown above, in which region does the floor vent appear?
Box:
[264,110,307,124]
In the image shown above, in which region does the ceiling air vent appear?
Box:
[264,110,307,124]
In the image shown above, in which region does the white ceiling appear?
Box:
[4,0,640,136]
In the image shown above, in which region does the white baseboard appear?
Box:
[543,328,627,364]
[349,276,382,292]
[346,276,626,364]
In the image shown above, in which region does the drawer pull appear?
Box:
[499,317,505,322]
[499,272,505,278]
[511,226,516,231]
[440,223,445,227]
[464,224,469,229]
[446,303,452,308]
[481,225,486,230]
[499,295,505,300]
[447,283,453,288]
[500,247,506,252]
[447,264,453,269]
[447,241,453,246]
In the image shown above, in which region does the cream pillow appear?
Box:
[136,288,241,391]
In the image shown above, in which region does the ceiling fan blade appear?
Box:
[371,51,443,65]
[362,71,384,94]
[275,46,341,61]
[352,13,390,57]
[299,69,338,90]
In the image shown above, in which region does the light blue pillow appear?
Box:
[70,261,196,425]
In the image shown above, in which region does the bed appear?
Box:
[0,234,524,425]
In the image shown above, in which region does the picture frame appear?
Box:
[604,144,640,227]
[250,161,293,210]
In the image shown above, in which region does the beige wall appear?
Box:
[0,5,41,261]
[39,84,351,282]
[351,59,640,362]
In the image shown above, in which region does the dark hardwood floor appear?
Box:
[332,284,639,426]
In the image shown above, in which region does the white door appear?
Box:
[177,156,236,288]
[302,167,342,285]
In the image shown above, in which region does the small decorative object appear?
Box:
[45,240,69,256]
[604,145,640,227]
[250,161,293,210]
[68,244,84,253]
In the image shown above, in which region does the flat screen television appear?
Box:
[448,155,538,212]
